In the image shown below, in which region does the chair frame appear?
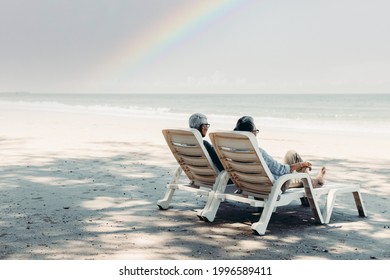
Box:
[157,128,222,212]
[200,131,366,235]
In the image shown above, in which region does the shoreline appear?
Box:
[1,95,389,138]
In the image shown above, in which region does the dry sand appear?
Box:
[0,105,389,260]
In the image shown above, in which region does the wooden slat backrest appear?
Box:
[163,129,219,188]
[210,132,274,194]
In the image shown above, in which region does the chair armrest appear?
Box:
[273,172,312,190]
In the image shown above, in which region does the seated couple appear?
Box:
[188,113,326,192]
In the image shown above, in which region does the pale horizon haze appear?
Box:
[1,0,389,94]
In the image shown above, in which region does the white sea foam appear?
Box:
[1,93,389,136]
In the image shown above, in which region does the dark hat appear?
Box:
[234,116,255,132]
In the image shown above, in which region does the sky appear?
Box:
[0,0,389,94]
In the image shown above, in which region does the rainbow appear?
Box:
[94,0,244,84]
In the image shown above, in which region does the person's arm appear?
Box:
[260,148,290,176]
[260,148,312,175]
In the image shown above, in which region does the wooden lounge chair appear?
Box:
[157,129,222,212]
[200,131,366,235]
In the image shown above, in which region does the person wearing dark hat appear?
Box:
[189,113,224,171]
[234,116,326,192]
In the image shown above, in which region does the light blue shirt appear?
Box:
[259,147,290,180]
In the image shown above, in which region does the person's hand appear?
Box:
[291,161,312,173]
[299,161,312,171]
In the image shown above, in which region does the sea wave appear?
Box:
[1,99,388,136]
[0,100,185,120]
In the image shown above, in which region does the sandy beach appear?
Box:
[0,105,389,260]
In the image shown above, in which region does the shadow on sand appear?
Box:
[0,140,389,260]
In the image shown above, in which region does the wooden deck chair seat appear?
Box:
[157,129,222,212]
[200,131,366,235]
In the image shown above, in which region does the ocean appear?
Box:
[1,93,389,135]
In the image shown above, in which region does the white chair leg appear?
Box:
[302,178,325,224]
[157,186,177,210]
[196,191,215,218]
[157,167,182,210]
[200,171,229,222]
[323,189,337,223]
[251,202,277,235]
[199,191,221,222]
[251,190,281,235]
